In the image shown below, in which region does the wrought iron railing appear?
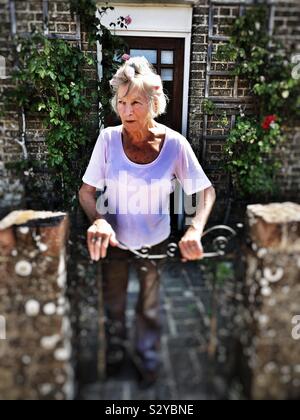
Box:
[115,224,240,261]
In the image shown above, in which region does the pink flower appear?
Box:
[121,54,131,61]
[124,15,132,25]
[153,85,162,94]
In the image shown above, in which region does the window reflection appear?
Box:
[130,49,157,64]
[161,68,173,81]
[161,50,174,65]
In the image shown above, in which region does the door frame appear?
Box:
[97,4,193,231]
[97,3,193,137]
[123,36,185,133]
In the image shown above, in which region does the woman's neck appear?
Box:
[122,120,157,146]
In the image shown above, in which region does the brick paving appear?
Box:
[75,242,246,401]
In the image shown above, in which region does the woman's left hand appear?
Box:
[179,228,204,263]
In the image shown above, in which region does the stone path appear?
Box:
[74,234,246,400]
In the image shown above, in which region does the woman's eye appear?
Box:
[118,101,140,105]
[118,102,140,105]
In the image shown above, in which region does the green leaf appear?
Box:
[49,71,57,81]
[38,103,46,111]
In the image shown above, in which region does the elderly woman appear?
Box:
[79,57,216,385]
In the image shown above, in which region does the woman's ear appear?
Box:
[154,98,159,115]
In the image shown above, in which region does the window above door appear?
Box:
[101,1,196,6]
[97,3,193,34]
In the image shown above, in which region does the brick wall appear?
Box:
[0,0,98,216]
[0,0,24,212]
[188,0,300,221]
[272,0,300,201]
[1,0,299,221]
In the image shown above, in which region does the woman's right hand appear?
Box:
[87,219,119,261]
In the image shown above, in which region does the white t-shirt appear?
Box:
[82,125,212,249]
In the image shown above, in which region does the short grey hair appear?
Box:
[109,56,169,118]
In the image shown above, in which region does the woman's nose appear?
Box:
[124,105,133,116]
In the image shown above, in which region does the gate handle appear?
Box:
[117,225,237,260]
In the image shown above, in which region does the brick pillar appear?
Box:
[245,202,300,400]
[0,210,74,400]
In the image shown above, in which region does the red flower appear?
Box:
[124,15,132,25]
[262,115,277,130]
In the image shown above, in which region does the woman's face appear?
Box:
[117,84,152,130]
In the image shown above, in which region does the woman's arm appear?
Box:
[79,183,119,261]
[179,185,216,262]
[78,183,104,224]
[188,185,216,235]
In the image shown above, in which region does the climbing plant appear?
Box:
[70,1,130,123]
[216,5,300,199]
[4,32,96,210]
[3,2,130,211]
